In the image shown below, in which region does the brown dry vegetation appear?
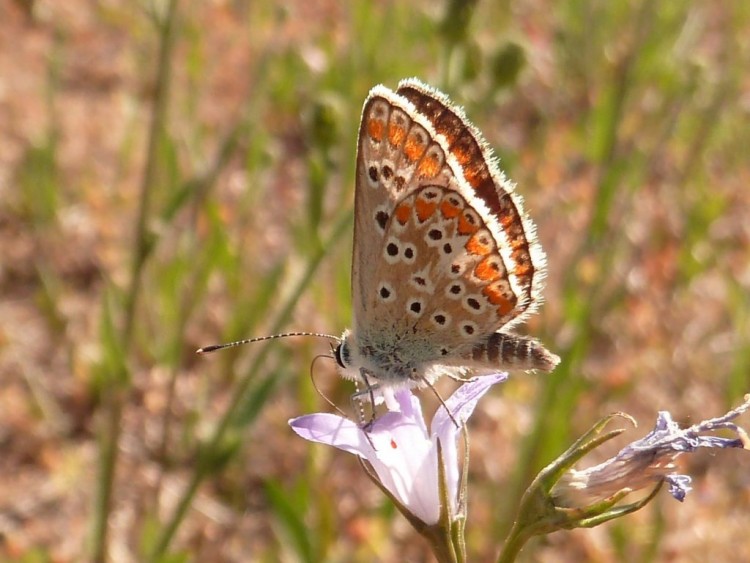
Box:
[1,1,749,562]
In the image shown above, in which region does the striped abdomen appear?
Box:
[468,332,559,372]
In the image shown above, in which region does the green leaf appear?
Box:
[264,479,316,563]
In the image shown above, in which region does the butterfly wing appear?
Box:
[348,79,550,381]
[395,78,546,323]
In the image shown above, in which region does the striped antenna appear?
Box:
[196,332,341,354]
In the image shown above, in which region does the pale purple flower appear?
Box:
[289,373,507,525]
[556,397,750,506]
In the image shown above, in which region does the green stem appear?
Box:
[497,522,532,563]
[429,532,458,563]
[91,1,179,561]
[147,210,352,560]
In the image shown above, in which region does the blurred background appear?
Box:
[1,0,749,561]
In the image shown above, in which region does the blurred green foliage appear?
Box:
[4,0,749,561]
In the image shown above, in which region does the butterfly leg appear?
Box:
[350,368,380,430]
[416,371,461,429]
[445,372,477,383]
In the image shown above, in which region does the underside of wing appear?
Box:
[348,80,549,372]
[396,79,547,326]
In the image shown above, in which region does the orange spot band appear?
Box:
[417,153,440,178]
[457,214,479,236]
[395,203,411,225]
[483,285,514,315]
[404,135,427,162]
[368,118,384,142]
[514,262,532,278]
[440,200,461,219]
[415,198,437,222]
[466,234,492,256]
[388,124,406,147]
[474,257,500,281]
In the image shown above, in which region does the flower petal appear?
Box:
[665,474,692,502]
[289,414,375,458]
[366,401,438,523]
[394,389,429,434]
[430,373,508,514]
[432,373,508,440]
[289,377,510,527]
[431,373,508,499]
[290,406,441,524]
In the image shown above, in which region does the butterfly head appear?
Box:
[333,329,362,383]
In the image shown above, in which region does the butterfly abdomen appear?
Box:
[468,332,559,372]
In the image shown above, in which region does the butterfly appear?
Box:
[334,78,558,400]
[199,78,559,406]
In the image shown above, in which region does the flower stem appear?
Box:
[422,525,459,563]
[496,521,532,563]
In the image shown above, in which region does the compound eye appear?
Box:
[334,342,347,368]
